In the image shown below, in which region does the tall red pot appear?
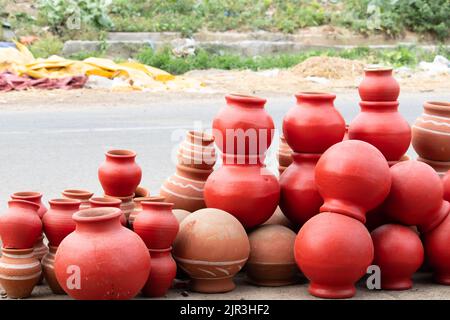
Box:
[10,191,47,218]
[358,67,400,101]
[142,248,176,297]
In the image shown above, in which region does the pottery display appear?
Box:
[418,157,450,178]
[371,224,424,290]
[62,189,93,209]
[41,246,65,294]
[142,248,177,297]
[10,191,47,218]
[246,225,298,286]
[294,212,374,299]
[104,194,134,223]
[263,206,296,231]
[129,196,166,228]
[89,197,126,226]
[173,209,190,223]
[277,135,293,175]
[173,208,250,293]
[98,149,142,197]
[358,67,400,101]
[54,208,151,300]
[444,170,450,201]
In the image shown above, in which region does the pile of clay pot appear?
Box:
[1,67,450,300]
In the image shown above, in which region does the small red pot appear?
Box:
[89,197,127,226]
[358,67,400,101]
[142,248,176,297]
[10,191,47,218]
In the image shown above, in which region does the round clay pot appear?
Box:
[62,189,93,209]
[173,208,250,293]
[104,194,134,224]
[315,140,391,223]
[246,225,298,286]
[277,135,293,175]
[280,153,323,227]
[412,101,450,161]
[0,248,42,299]
[295,212,374,299]
[358,66,400,101]
[10,191,47,218]
[418,157,450,178]
[54,208,151,300]
[0,200,42,249]
[142,248,177,297]
[173,209,190,223]
[283,92,345,154]
[371,224,424,290]
[263,206,297,231]
[42,199,81,247]
[98,149,142,197]
[129,196,165,228]
[212,94,274,156]
[444,170,450,201]
[42,246,65,294]
[348,101,411,161]
[177,130,216,170]
[89,197,126,226]
[135,185,150,198]
[133,202,179,250]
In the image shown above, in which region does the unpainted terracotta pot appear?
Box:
[129,196,165,228]
[104,194,134,224]
[173,209,191,224]
[294,212,374,299]
[142,248,177,297]
[444,170,450,201]
[135,185,150,198]
[62,189,94,209]
[0,248,42,298]
[371,224,424,290]
[283,92,345,154]
[33,235,48,261]
[358,66,400,101]
[246,225,299,286]
[10,191,47,218]
[418,157,450,178]
[41,246,65,294]
[277,135,293,175]
[177,130,216,170]
[173,208,250,293]
[263,206,297,231]
[89,197,126,226]
[54,208,151,300]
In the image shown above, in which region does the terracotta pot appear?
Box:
[348,101,411,161]
[283,92,345,154]
[33,235,48,261]
[89,197,126,226]
[10,191,47,218]
[142,248,176,297]
[173,208,250,293]
[62,189,93,209]
[263,206,297,231]
[246,225,298,286]
[277,135,293,175]
[295,212,374,299]
[104,194,134,224]
[173,209,190,223]
[129,196,165,228]
[0,248,42,299]
[42,246,65,294]
[418,157,450,178]
[135,185,150,198]
[412,101,450,161]
[0,200,42,249]
[177,130,216,170]
[358,66,400,101]
[98,149,142,197]
[212,94,274,156]
[315,140,391,223]
[54,208,151,300]
[371,224,424,290]
[280,153,323,227]
[204,155,280,229]
[444,170,450,201]
[134,202,179,250]
[42,199,81,247]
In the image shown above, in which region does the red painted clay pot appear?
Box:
[277,135,293,175]
[133,202,179,250]
[280,153,323,227]
[98,149,142,197]
[54,208,151,300]
[0,200,42,249]
[10,191,47,218]
[348,101,411,161]
[142,248,176,297]
[42,246,65,294]
[283,92,345,154]
[129,196,166,228]
[315,140,391,223]
[371,224,424,290]
[212,94,274,156]
[444,170,450,201]
[42,199,81,247]
[89,197,126,226]
[62,189,93,209]
[294,212,374,299]
[358,67,400,101]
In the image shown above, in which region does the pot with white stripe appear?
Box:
[177,130,216,170]
[41,246,65,294]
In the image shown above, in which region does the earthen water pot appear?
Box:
[371,224,424,290]
[277,135,293,175]
[98,149,142,197]
[358,66,400,101]
[54,208,151,300]
[418,157,450,178]
[294,212,374,299]
[444,170,450,201]
[177,130,216,170]
[142,248,177,297]
[315,140,391,223]
[89,197,126,226]
[173,208,250,293]
[62,189,94,209]
[42,246,65,294]
[104,194,134,224]
[283,92,345,154]
[129,196,166,229]
[10,191,47,218]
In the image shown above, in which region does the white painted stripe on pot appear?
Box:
[216,267,231,276]
[167,177,204,192]
[196,268,218,276]
[1,252,35,259]
[181,140,215,150]
[423,114,450,121]
[0,271,42,281]
[173,256,248,266]
[0,261,41,269]
[412,125,450,136]
[277,151,292,157]
[417,118,450,128]
[160,185,204,200]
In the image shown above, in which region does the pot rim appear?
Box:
[89,197,122,205]
[63,189,94,198]
[8,199,41,211]
[104,193,135,201]
[141,201,174,209]
[73,207,122,223]
[363,65,393,72]
[225,93,267,107]
[105,149,137,158]
[11,191,42,199]
[187,130,215,143]
[49,198,82,206]
[134,196,166,203]
[295,91,336,101]
[424,101,450,112]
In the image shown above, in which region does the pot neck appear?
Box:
[74,208,122,233]
[89,197,122,208]
[0,248,34,258]
[359,101,399,112]
[62,190,94,201]
[225,94,267,109]
[8,200,40,213]
[291,152,321,164]
[364,68,393,77]
[105,150,137,163]
[141,201,174,212]
[149,247,172,257]
[295,92,336,106]
[222,153,265,166]
[49,199,81,211]
[11,192,43,204]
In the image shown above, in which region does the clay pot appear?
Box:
[283,92,345,154]
[418,157,450,178]
[295,212,374,299]
[62,189,93,209]
[444,170,450,201]
[412,101,450,161]
[42,199,81,247]
[42,246,65,294]
[177,130,216,170]
[33,235,48,261]
[348,101,411,161]
[371,224,424,290]
[10,191,47,218]
[89,197,126,226]
[135,186,150,198]
[142,248,177,297]
[0,248,41,299]
[104,194,134,223]
[315,140,391,223]
[263,206,297,231]
[277,135,293,175]
[358,66,400,101]
[280,153,323,227]
[54,208,151,300]
[98,149,142,197]
[173,209,190,223]
[134,202,179,250]
[173,208,250,293]
[129,196,165,228]
[0,200,42,249]
[246,225,298,286]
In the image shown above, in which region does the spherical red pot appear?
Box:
[0,200,42,249]
[283,92,345,154]
[279,153,323,227]
[142,248,176,297]
[89,197,127,226]
[54,208,151,300]
[294,212,374,299]
[212,94,274,156]
[358,67,400,101]
[133,202,179,250]
[444,170,450,201]
[315,140,391,223]
[348,101,411,161]
[10,191,47,218]
[42,199,81,247]
[98,149,142,197]
[371,224,424,290]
